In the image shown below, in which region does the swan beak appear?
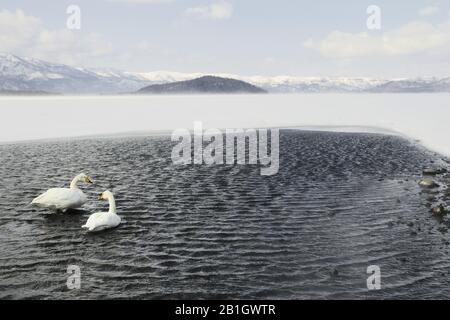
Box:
[98,194,104,200]
[86,177,93,184]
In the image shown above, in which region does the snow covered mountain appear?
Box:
[0,53,150,94]
[1,53,449,94]
[367,77,450,93]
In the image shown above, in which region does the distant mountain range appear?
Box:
[1,53,450,94]
[137,76,266,94]
[0,53,148,94]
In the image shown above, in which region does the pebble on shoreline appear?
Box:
[419,178,440,188]
[431,204,446,216]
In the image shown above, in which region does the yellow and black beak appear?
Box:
[98,193,104,200]
[86,177,93,184]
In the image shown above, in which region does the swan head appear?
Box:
[80,173,93,184]
[98,190,113,200]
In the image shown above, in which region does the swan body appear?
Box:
[31,173,92,211]
[82,191,121,232]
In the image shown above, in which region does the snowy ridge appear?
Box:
[0,53,147,94]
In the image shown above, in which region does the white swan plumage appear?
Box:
[82,190,121,232]
[31,173,92,212]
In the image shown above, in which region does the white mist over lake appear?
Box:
[1,94,450,157]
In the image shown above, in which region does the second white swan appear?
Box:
[82,190,121,232]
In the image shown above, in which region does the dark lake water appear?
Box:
[1,130,450,299]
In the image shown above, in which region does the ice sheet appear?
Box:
[0,94,449,158]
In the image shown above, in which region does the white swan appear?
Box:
[82,190,121,232]
[31,173,92,212]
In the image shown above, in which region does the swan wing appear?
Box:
[32,188,87,210]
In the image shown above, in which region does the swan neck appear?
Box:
[107,195,117,214]
[70,175,81,189]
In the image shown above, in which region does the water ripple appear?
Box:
[0,130,449,299]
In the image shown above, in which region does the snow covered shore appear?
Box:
[0,94,449,159]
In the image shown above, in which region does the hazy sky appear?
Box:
[1,0,450,77]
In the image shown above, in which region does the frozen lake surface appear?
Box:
[1,94,450,157]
